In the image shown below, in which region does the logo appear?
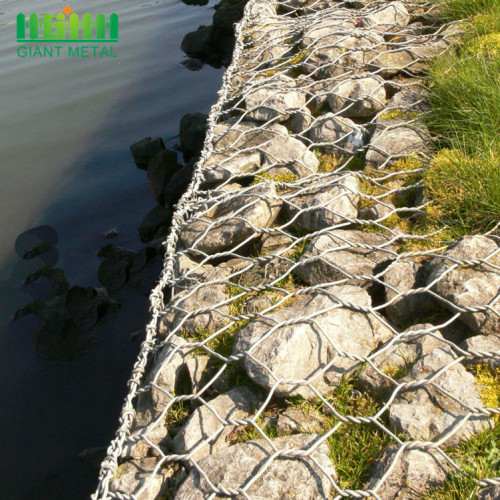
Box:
[17,5,118,59]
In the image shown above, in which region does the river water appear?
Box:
[0,0,223,498]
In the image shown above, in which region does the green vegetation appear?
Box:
[423,426,500,499]
[423,0,500,234]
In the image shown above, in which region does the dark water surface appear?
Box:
[0,0,222,498]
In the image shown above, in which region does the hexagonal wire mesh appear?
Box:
[93,0,500,498]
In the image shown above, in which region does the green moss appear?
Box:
[379,109,420,120]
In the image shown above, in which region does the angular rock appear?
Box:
[364,1,410,33]
[461,335,500,370]
[260,232,295,255]
[185,355,212,395]
[138,205,172,243]
[478,485,500,500]
[110,458,176,499]
[328,74,386,118]
[384,259,434,326]
[283,173,359,231]
[232,286,393,398]
[301,29,385,80]
[174,434,336,499]
[213,1,245,33]
[245,75,306,122]
[386,86,430,114]
[308,113,363,155]
[286,110,313,135]
[296,230,395,286]
[359,200,396,221]
[212,120,319,178]
[202,151,261,185]
[389,347,492,445]
[366,120,429,166]
[181,26,213,58]
[359,324,446,399]
[130,137,166,170]
[179,182,282,255]
[367,445,450,499]
[147,149,181,204]
[180,113,208,159]
[163,161,196,208]
[139,335,194,413]
[426,236,500,336]
[173,386,262,461]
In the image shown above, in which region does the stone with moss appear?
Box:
[461,335,500,370]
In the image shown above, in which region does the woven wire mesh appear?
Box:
[94,0,500,498]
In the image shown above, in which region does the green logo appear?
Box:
[17,5,118,58]
[17,4,118,43]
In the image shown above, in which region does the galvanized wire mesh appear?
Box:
[94,0,500,498]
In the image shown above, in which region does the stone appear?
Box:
[328,74,386,118]
[308,113,363,155]
[213,1,245,33]
[370,48,426,77]
[65,286,111,331]
[97,245,135,292]
[296,230,395,287]
[147,149,181,204]
[286,110,313,135]
[359,201,396,222]
[244,294,275,314]
[160,281,231,334]
[185,355,212,395]
[276,407,325,434]
[245,75,306,122]
[367,445,450,499]
[202,151,262,185]
[478,485,500,500]
[163,161,196,208]
[174,434,336,499]
[173,386,262,461]
[383,259,434,327]
[386,86,430,114]
[426,236,500,336]
[139,335,194,413]
[138,205,172,243]
[359,324,446,399]
[130,137,165,170]
[179,182,282,255]
[366,120,429,166]
[260,232,295,255]
[180,113,208,159]
[232,286,393,399]
[461,335,500,370]
[364,1,410,33]
[301,29,385,80]
[121,411,172,460]
[283,173,359,231]
[110,458,177,499]
[212,120,319,179]
[181,25,213,58]
[389,347,492,445]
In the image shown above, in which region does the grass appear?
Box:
[423,425,500,499]
[423,0,500,234]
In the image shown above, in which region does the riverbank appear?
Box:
[95,0,500,498]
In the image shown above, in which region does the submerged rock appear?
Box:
[130,137,166,170]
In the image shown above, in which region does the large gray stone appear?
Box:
[202,151,262,185]
[173,386,262,461]
[384,259,434,326]
[367,445,450,499]
[232,286,393,398]
[364,1,410,33]
[283,173,359,231]
[389,347,492,445]
[359,324,446,400]
[296,230,395,286]
[461,335,500,370]
[426,236,500,336]
[328,74,386,118]
[179,182,282,255]
[308,113,363,155]
[478,485,500,500]
[301,29,385,79]
[110,458,176,499]
[366,120,429,166]
[174,434,336,499]
[276,407,325,435]
[245,75,306,122]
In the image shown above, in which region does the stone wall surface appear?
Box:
[93,0,500,499]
